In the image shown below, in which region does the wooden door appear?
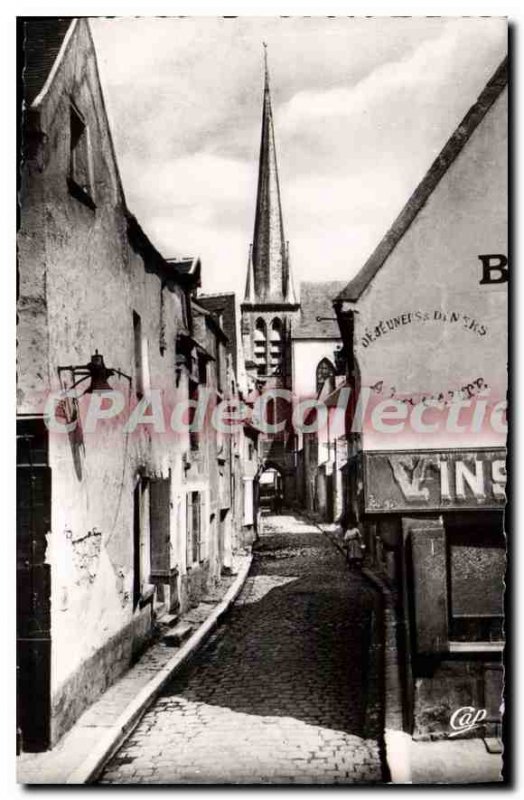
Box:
[17,418,51,752]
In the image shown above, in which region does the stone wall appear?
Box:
[50,605,152,745]
[413,660,503,741]
[17,18,233,746]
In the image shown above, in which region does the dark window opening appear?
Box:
[270,318,283,374]
[188,379,199,452]
[187,491,202,564]
[446,512,505,643]
[198,352,207,385]
[133,478,147,610]
[267,397,276,426]
[68,104,94,208]
[254,318,267,375]
[216,340,222,393]
[133,311,144,399]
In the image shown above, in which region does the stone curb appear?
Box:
[65,553,253,785]
[310,519,412,784]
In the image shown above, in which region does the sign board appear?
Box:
[364,448,506,513]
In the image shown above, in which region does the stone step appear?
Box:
[221,565,238,577]
[162,621,193,647]
[157,612,179,629]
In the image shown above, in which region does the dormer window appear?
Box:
[68,103,95,208]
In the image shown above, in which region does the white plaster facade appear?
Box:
[344,87,507,452]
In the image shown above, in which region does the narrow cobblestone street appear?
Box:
[99,514,386,784]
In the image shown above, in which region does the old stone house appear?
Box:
[334,58,507,741]
[197,292,260,548]
[17,18,250,753]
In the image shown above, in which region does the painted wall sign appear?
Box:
[360,310,488,348]
[364,448,506,513]
[368,375,489,407]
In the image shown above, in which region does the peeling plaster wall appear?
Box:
[353,88,507,452]
[17,20,190,742]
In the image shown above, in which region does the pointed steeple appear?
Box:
[246,45,296,304]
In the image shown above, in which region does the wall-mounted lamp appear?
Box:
[58,350,132,395]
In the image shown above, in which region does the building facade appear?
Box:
[292,281,346,519]
[334,59,508,740]
[196,292,260,553]
[17,19,252,752]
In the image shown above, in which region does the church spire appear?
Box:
[245,45,296,304]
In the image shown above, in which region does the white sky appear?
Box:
[90,17,507,296]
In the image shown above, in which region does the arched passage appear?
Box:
[316,357,335,395]
[256,462,285,515]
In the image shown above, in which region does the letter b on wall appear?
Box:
[478,254,508,285]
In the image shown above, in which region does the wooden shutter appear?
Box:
[410,521,448,654]
[193,493,200,562]
[149,477,171,579]
[186,494,192,566]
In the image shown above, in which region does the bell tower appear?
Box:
[241,46,300,501]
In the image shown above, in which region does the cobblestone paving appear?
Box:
[99,514,385,784]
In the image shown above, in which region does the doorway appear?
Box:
[17,417,52,752]
[258,466,284,514]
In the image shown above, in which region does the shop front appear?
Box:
[362,447,505,738]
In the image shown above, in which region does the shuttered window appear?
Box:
[186,491,203,565]
[149,477,171,579]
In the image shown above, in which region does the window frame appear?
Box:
[186,491,203,566]
[68,102,95,209]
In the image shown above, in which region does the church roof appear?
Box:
[244,48,296,305]
[294,281,346,339]
[336,57,508,303]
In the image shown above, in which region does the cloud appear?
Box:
[122,153,255,214]
[278,18,506,178]
[90,17,507,294]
